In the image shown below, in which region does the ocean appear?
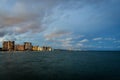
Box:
[0,51,120,80]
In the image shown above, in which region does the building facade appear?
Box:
[42,46,52,51]
[1,41,52,51]
[14,45,25,51]
[32,46,39,51]
[24,42,32,51]
[38,47,43,51]
[2,41,15,51]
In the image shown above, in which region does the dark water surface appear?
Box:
[0,51,120,80]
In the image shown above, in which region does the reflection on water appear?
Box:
[0,51,120,80]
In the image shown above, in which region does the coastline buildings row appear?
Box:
[0,41,52,51]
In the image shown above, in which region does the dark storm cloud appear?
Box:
[0,31,6,37]
[0,8,44,36]
[0,12,39,26]
[14,21,46,34]
[0,0,112,37]
[0,28,13,37]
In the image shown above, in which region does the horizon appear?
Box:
[0,0,120,50]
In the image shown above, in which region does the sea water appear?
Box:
[0,51,120,80]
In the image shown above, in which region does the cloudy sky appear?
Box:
[0,0,120,50]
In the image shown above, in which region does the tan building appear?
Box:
[2,41,15,51]
[24,42,32,51]
[2,41,8,51]
[1,41,52,51]
[32,46,39,51]
[48,47,52,51]
[14,45,25,51]
[42,46,52,51]
[38,47,43,51]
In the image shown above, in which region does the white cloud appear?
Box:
[0,37,4,42]
[114,40,120,43]
[104,38,116,41]
[74,35,84,39]
[93,37,116,41]
[79,39,89,43]
[93,37,102,41]
[77,43,83,47]
[65,37,72,41]
[44,30,72,40]
[60,38,73,50]
[59,37,73,48]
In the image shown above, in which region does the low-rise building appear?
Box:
[42,46,52,51]
[15,45,25,51]
[1,41,52,52]
[38,47,43,51]
[2,41,15,51]
[48,47,52,51]
[24,42,32,51]
[32,46,39,51]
